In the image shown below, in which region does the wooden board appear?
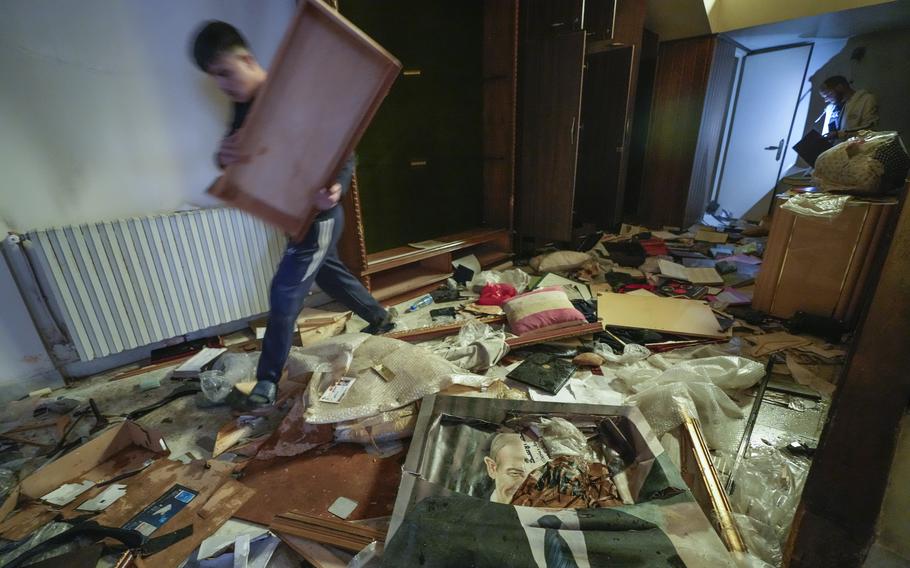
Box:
[234,443,404,526]
[209,0,401,239]
[596,292,726,338]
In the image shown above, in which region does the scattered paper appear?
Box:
[452,254,481,277]
[198,520,270,560]
[715,288,753,306]
[536,273,592,301]
[746,332,813,357]
[651,230,682,241]
[328,496,359,519]
[77,483,127,512]
[694,230,729,243]
[41,480,95,506]
[174,347,228,378]
[717,254,762,265]
[626,288,659,298]
[528,376,624,406]
[658,259,724,285]
[319,378,357,404]
[786,354,835,397]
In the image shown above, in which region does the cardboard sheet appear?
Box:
[596,292,726,338]
[235,444,403,526]
[20,421,168,500]
[658,260,724,285]
[208,0,401,239]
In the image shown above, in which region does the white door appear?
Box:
[716,45,812,220]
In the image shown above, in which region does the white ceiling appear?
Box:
[726,0,910,50]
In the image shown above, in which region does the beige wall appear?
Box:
[704,0,894,33]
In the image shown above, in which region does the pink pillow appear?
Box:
[502,286,587,335]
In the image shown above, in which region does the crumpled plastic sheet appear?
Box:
[427,318,508,372]
[348,541,383,568]
[470,268,531,294]
[780,192,852,218]
[334,405,418,445]
[621,354,765,447]
[288,333,369,380]
[592,342,651,365]
[532,417,589,458]
[0,522,77,566]
[304,334,491,424]
[0,468,16,503]
[714,446,810,567]
[213,352,259,385]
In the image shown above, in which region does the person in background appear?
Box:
[819,75,878,141]
[191,21,393,407]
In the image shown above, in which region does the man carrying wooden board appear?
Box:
[192,21,392,406]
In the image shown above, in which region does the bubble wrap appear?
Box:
[304,335,491,424]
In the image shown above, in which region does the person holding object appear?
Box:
[191,21,393,406]
[819,75,879,141]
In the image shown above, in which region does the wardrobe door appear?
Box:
[575,46,634,228]
[518,32,586,243]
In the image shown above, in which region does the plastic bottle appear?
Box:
[405,294,434,312]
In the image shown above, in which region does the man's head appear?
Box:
[484,433,528,504]
[191,21,266,103]
[820,75,853,105]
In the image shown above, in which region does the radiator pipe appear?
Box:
[1,234,78,371]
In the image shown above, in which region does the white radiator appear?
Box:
[6,208,285,362]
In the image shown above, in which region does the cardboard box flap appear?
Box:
[20,421,168,500]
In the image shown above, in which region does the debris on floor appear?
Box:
[0,219,848,567]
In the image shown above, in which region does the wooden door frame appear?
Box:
[785,188,909,566]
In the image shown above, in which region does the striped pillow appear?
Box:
[502,286,587,336]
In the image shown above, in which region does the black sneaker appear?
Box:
[361,312,395,335]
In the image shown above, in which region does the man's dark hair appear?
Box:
[191,20,249,71]
[823,75,851,89]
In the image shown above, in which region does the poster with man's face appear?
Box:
[419,414,624,508]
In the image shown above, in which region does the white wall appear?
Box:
[0,0,295,398]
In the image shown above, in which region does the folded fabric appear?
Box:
[477,283,517,306]
[502,286,587,335]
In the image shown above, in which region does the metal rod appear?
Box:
[724,355,777,494]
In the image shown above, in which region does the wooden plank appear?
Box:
[596,292,726,338]
[386,316,506,342]
[364,228,508,274]
[369,266,452,302]
[785,192,910,567]
[270,511,384,552]
[505,322,603,348]
[208,0,401,239]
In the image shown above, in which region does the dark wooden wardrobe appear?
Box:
[517,0,647,245]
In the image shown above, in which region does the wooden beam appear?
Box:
[785,192,910,566]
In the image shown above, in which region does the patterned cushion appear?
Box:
[502,286,587,336]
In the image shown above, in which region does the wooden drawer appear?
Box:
[753,198,898,326]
